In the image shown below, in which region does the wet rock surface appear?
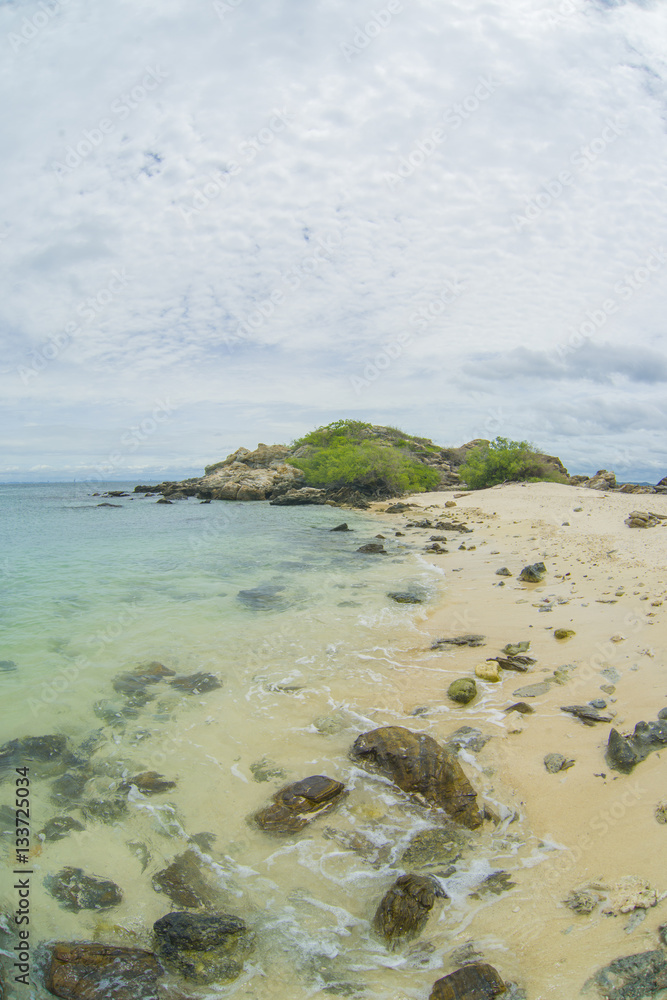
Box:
[350,726,482,829]
[253,775,346,834]
[40,816,86,842]
[584,949,667,999]
[169,671,222,694]
[373,873,446,947]
[606,719,667,772]
[388,590,426,604]
[0,734,69,776]
[44,941,163,1000]
[153,910,252,983]
[400,825,471,869]
[152,850,217,908]
[120,771,177,794]
[429,962,507,999]
[432,634,486,649]
[357,542,386,553]
[45,868,123,911]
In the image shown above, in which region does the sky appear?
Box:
[1,0,666,483]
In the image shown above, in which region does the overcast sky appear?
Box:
[1,0,666,483]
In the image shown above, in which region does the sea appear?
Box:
[0,483,539,999]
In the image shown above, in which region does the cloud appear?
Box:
[462,341,667,384]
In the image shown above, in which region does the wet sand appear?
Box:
[373,481,667,997]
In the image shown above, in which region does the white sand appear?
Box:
[373,482,667,997]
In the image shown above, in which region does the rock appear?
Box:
[330,523,351,531]
[655,802,667,824]
[505,702,534,714]
[269,488,326,505]
[448,679,477,704]
[564,888,601,914]
[169,672,221,694]
[554,629,575,640]
[445,500,457,507]
[97,502,122,507]
[384,502,414,512]
[512,681,553,698]
[153,910,252,984]
[152,850,216,908]
[237,584,287,609]
[489,656,531,673]
[253,775,346,834]
[44,942,163,1000]
[155,498,172,504]
[0,659,17,671]
[475,663,500,682]
[518,563,546,582]
[400,825,471,869]
[469,871,517,898]
[432,634,486,649]
[349,726,482,829]
[112,663,175,704]
[659,708,667,721]
[495,568,512,577]
[51,771,89,803]
[373,874,446,947]
[0,734,68,775]
[560,705,613,723]
[45,868,123,911]
[544,753,575,773]
[602,876,658,915]
[429,962,506,999]
[388,590,426,604]
[502,642,530,656]
[40,816,86,842]
[606,719,667,772]
[585,950,667,999]
[121,772,176,795]
[589,698,607,710]
[357,542,386,554]
[447,727,492,753]
[625,510,660,528]
[81,797,128,823]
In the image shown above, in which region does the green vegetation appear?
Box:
[459,437,567,490]
[287,419,440,495]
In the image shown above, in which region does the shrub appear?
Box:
[459,437,567,490]
[287,421,440,495]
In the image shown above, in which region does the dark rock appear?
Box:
[170,672,222,694]
[356,542,386,554]
[606,720,667,773]
[51,771,88,802]
[447,727,492,753]
[469,871,517,897]
[0,659,17,671]
[564,888,601,914]
[237,584,287,609]
[153,910,252,983]
[560,705,613,723]
[112,662,176,705]
[447,679,477,704]
[432,634,486,649]
[40,816,86,842]
[156,498,172,504]
[45,868,123,911]
[658,708,667,721]
[384,502,414,512]
[589,698,607,710]
[45,942,163,1000]
[152,850,216,908]
[585,949,667,999]
[330,523,352,531]
[0,734,68,773]
[388,591,426,604]
[350,726,481,829]
[544,753,575,773]
[495,568,512,577]
[96,502,122,507]
[505,702,534,715]
[373,873,446,947]
[518,563,546,582]
[488,657,531,673]
[121,771,177,794]
[429,962,506,999]
[512,681,553,698]
[554,628,575,640]
[253,775,346,834]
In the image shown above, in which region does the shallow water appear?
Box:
[0,484,553,998]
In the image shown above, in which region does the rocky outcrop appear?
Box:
[349,726,482,829]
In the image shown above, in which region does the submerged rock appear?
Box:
[0,734,68,775]
[169,672,222,694]
[153,910,252,984]
[447,679,477,704]
[120,771,176,794]
[388,590,425,604]
[432,634,486,649]
[44,942,163,1000]
[253,775,346,834]
[152,850,216,908]
[40,816,86,842]
[349,726,482,829]
[429,962,506,999]
[373,873,446,948]
[237,584,287,609]
[585,950,667,999]
[400,826,471,869]
[45,868,123,911]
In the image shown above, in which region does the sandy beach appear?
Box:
[370,481,667,997]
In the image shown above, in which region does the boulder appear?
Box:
[349,726,481,829]
[448,679,477,704]
[585,950,667,999]
[429,962,506,999]
[269,488,326,505]
[253,775,346,834]
[45,868,123,911]
[625,510,661,528]
[44,942,163,1000]
[518,562,546,582]
[153,910,252,984]
[373,874,446,947]
[606,719,667,772]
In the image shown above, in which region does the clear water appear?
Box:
[0,484,539,998]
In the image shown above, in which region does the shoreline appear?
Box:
[369,481,667,996]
